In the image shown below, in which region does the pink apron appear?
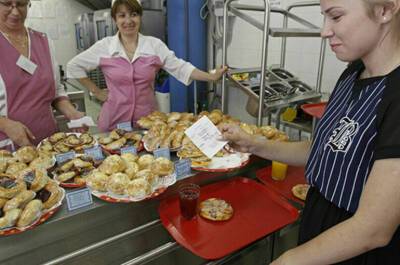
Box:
[0,29,59,148]
[98,55,162,132]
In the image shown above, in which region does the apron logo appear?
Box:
[326,117,359,153]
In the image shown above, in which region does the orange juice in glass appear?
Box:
[271,161,288,181]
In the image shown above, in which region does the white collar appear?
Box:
[109,32,143,60]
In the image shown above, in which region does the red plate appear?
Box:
[301,102,327,119]
[0,188,65,236]
[57,181,86,189]
[256,166,306,204]
[158,177,299,260]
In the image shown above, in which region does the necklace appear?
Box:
[3,31,28,49]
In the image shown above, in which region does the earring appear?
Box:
[383,16,387,21]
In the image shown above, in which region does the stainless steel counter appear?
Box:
[0,156,298,265]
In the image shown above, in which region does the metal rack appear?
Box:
[221,0,326,126]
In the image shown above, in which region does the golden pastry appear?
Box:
[57,171,76,182]
[29,156,54,170]
[64,134,82,147]
[0,176,26,199]
[0,198,7,208]
[0,160,7,173]
[137,154,155,170]
[109,129,125,140]
[136,169,158,187]
[0,150,12,158]
[16,199,43,228]
[124,162,139,180]
[98,136,114,145]
[19,169,49,192]
[167,112,181,123]
[53,142,70,153]
[42,181,63,209]
[124,132,142,142]
[79,133,94,145]
[105,137,127,150]
[38,140,54,152]
[137,117,153,129]
[126,178,151,198]
[49,132,66,144]
[121,153,138,164]
[87,170,109,192]
[151,157,174,176]
[99,155,126,175]
[107,173,130,195]
[0,208,21,229]
[3,190,36,212]
[6,162,28,176]
[15,146,38,164]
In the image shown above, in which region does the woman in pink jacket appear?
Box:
[0,0,84,149]
[67,0,227,132]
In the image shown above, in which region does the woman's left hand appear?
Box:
[210,65,228,81]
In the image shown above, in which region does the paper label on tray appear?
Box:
[175,159,192,180]
[66,188,93,211]
[56,151,76,164]
[185,116,228,159]
[120,145,137,155]
[117,122,133,132]
[154,147,170,160]
[84,145,104,161]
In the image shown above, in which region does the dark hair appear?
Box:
[111,0,143,19]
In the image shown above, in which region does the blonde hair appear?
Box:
[362,0,400,41]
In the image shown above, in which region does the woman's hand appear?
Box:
[0,118,35,146]
[210,65,228,81]
[219,123,253,153]
[93,89,108,102]
[66,111,89,133]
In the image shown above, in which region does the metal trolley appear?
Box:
[221,0,327,127]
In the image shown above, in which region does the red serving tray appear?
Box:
[301,102,327,119]
[158,177,299,260]
[256,166,306,204]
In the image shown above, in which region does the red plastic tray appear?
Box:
[301,102,327,119]
[256,166,306,204]
[158,177,299,260]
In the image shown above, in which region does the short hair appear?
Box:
[111,0,143,19]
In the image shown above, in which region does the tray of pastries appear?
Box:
[52,156,98,188]
[38,132,97,155]
[98,129,143,154]
[86,153,176,202]
[0,170,65,236]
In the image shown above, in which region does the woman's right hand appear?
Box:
[219,123,254,153]
[0,118,35,147]
[93,89,108,102]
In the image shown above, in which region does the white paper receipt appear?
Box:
[67,116,96,129]
[184,116,228,159]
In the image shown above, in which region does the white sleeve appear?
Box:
[66,40,104,79]
[47,38,67,99]
[156,39,195,86]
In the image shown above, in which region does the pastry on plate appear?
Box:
[99,155,126,175]
[107,173,130,195]
[126,178,151,198]
[199,198,234,221]
[137,154,155,170]
[0,208,21,229]
[87,170,109,192]
[151,157,174,176]
[15,146,38,164]
[16,199,43,228]
[291,184,310,201]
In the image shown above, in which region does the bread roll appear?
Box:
[17,199,43,227]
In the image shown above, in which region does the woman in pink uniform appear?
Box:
[67,0,227,132]
[0,0,84,149]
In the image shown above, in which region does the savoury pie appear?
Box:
[200,198,234,221]
[291,184,310,201]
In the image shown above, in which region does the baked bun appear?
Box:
[107,173,130,195]
[99,155,126,175]
[3,190,36,212]
[6,162,28,176]
[15,146,38,164]
[151,157,174,176]
[136,169,158,187]
[0,208,21,229]
[126,178,151,198]
[87,170,109,192]
[0,175,26,199]
[42,181,63,209]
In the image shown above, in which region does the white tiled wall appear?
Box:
[215,0,347,123]
[25,0,92,69]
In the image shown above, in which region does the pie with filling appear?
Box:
[291,184,310,201]
[199,198,233,221]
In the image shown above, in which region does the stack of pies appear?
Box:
[38,132,96,154]
[0,171,63,230]
[87,154,175,199]
[98,129,143,151]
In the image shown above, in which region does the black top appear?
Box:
[306,61,400,213]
